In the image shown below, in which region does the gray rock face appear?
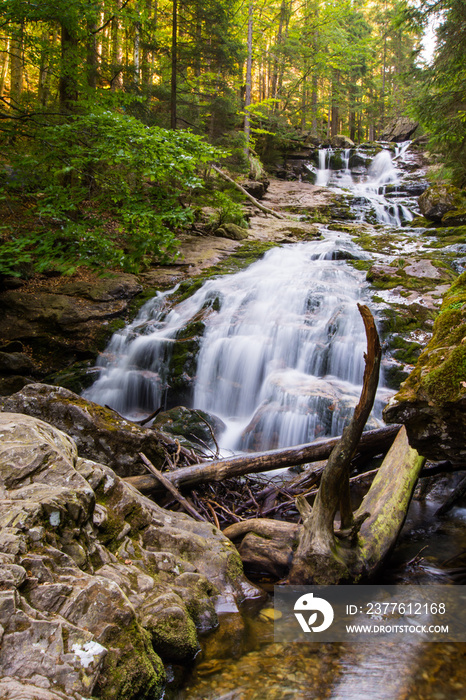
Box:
[0,383,167,477]
[0,274,142,382]
[380,116,419,142]
[0,412,261,699]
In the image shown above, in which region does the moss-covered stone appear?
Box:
[97,622,165,700]
[383,271,466,461]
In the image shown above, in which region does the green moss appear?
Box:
[392,272,466,405]
[226,550,244,580]
[348,260,372,272]
[391,338,422,365]
[149,610,200,662]
[423,344,466,402]
[97,621,165,700]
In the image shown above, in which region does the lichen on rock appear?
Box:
[0,412,262,699]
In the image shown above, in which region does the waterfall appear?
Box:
[314,145,414,225]
[85,232,384,452]
[85,143,418,454]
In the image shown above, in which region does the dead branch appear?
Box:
[139,452,207,522]
[124,423,400,494]
[211,164,286,219]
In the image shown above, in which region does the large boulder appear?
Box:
[418,184,464,222]
[330,135,354,149]
[0,412,261,699]
[383,272,466,462]
[214,223,249,241]
[380,116,419,143]
[0,383,167,477]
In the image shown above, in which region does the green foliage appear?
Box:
[1,110,223,277]
[210,191,247,229]
[409,0,466,186]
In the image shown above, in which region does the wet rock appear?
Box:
[0,352,37,375]
[384,272,466,462]
[0,383,166,477]
[154,406,226,455]
[240,179,269,200]
[0,412,261,699]
[379,116,419,142]
[0,275,142,378]
[214,223,249,241]
[0,376,34,397]
[330,135,354,148]
[442,209,466,227]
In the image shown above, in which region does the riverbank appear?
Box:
[0,180,336,397]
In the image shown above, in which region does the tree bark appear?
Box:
[10,26,23,105]
[124,423,400,494]
[170,0,177,129]
[211,165,285,219]
[244,0,253,155]
[288,304,382,584]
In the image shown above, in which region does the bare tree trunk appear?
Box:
[0,38,10,98]
[134,21,140,85]
[170,0,177,129]
[10,26,23,105]
[288,304,382,584]
[244,0,253,156]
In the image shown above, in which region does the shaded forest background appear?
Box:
[0,0,464,277]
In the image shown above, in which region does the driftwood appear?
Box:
[124,423,400,495]
[211,164,286,220]
[287,304,425,584]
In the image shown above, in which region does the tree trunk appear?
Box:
[0,38,10,99]
[124,423,400,494]
[59,24,79,110]
[244,0,253,156]
[286,306,426,585]
[10,26,23,105]
[170,0,177,129]
[111,0,123,91]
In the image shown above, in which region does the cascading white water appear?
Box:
[85,144,418,454]
[316,147,333,186]
[85,231,384,452]
[316,143,414,226]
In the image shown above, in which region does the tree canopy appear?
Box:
[0,0,463,277]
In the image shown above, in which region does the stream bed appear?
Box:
[85,143,466,699]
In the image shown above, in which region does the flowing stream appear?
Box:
[85,144,466,700]
[84,150,407,452]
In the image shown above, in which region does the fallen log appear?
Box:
[211,164,286,220]
[124,423,400,494]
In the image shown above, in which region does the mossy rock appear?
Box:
[45,360,100,394]
[97,622,165,700]
[384,272,466,461]
[153,406,225,454]
[214,223,249,241]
